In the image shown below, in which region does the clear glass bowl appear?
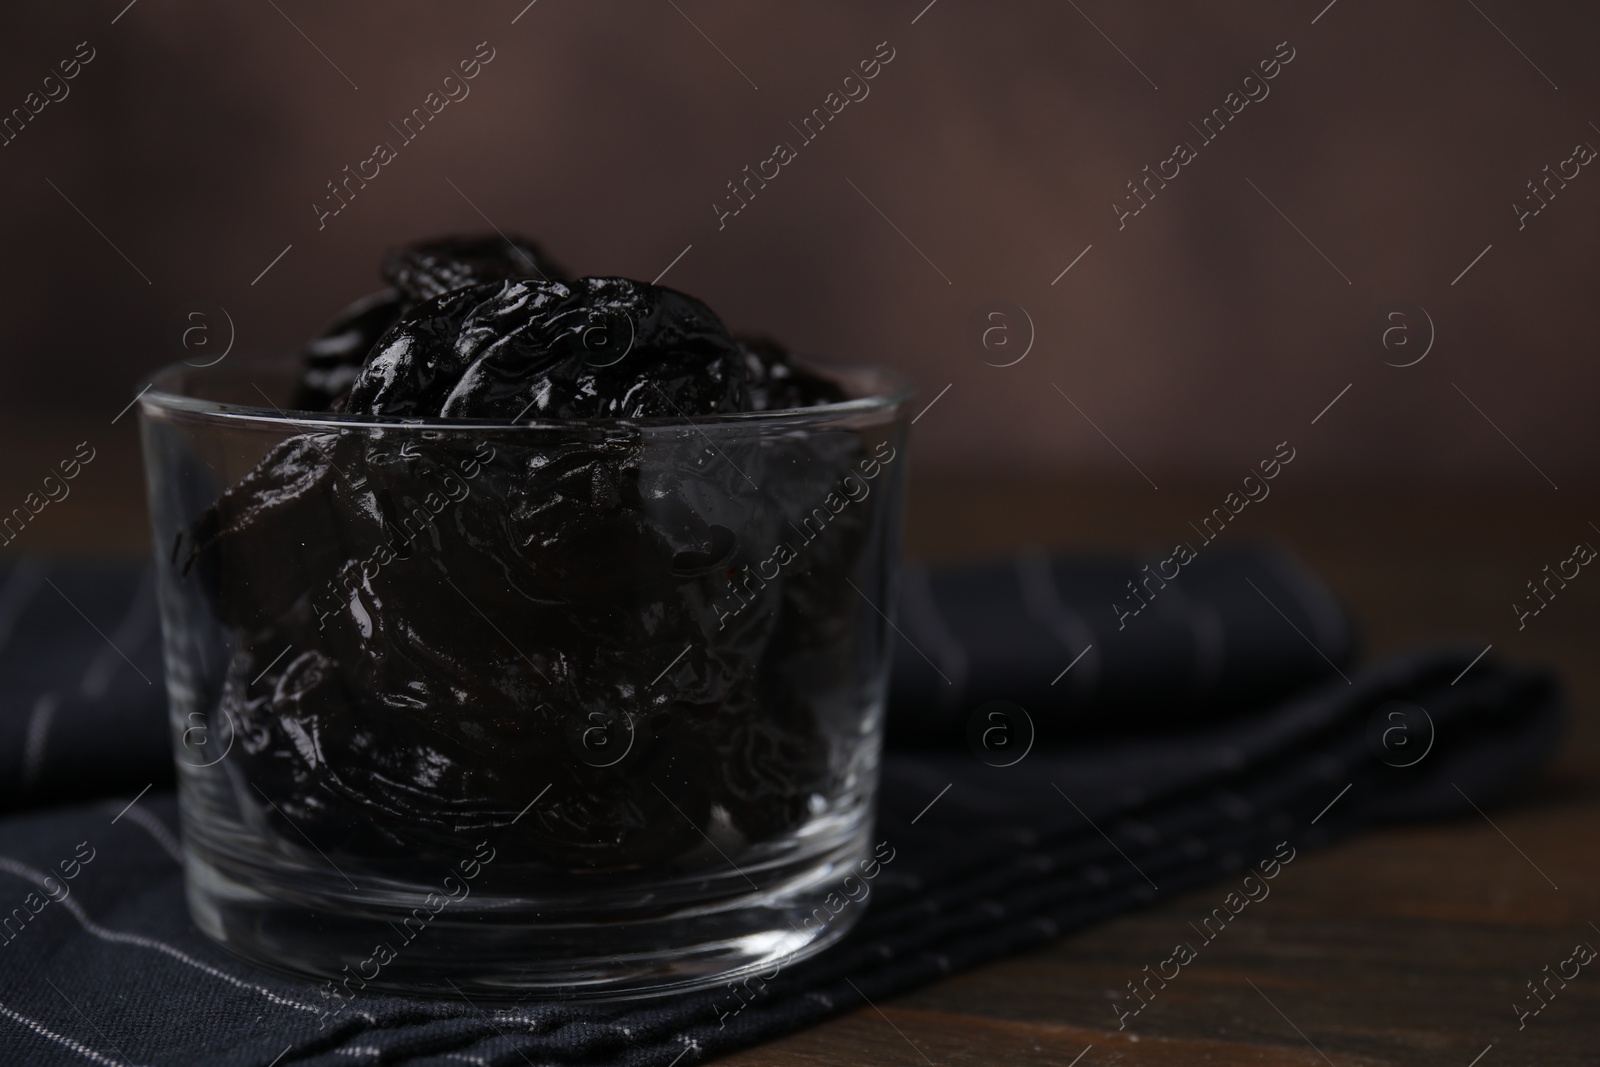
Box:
[137,354,911,1000]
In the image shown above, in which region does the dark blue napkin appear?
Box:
[0,546,1353,812]
[0,557,1561,1066]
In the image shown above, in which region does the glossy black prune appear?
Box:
[348,278,754,421]
[191,236,869,874]
[381,232,567,302]
[736,334,848,412]
[341,286,512,417]
[292,234,572,413]
[292,290,405,412]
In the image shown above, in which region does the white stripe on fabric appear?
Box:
[0,856,320,1014]
[0,998,131,1067]
[20,693,59,794]
[113,805,184,866]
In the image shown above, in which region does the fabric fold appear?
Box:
[0,644,1561,1066]
[0,548,1357,812]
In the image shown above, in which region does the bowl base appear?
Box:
[184,836,868,1004]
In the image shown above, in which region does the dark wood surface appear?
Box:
[714,476,1599,1067]
[4,442,1596,1066]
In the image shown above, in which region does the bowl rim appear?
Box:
[138,352,917,432]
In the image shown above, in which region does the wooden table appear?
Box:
[725,476,1600,1067]
[5,442,1595,1066]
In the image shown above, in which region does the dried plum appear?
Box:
[737,334,848,412]
[349,278,754,421]
[292,290,405,412]
[291,233,572,413]
[381,232,567,302]
[190,235,874,876]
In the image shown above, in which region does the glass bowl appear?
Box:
[136,353,911,1002]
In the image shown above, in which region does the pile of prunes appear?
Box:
[181,235,875,874]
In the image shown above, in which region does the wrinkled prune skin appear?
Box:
[189,237,873,877]
[349,278,754,420]
[292,290,405,412]
[736,334,849,412]
[291,234,570,412]
[382,233,567,302]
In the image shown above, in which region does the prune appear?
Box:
[187,235,868,875]
[349,278,753,420]
[381,232,567,302]
[291,233,571,413]
[737,334,848,412]
[291,290,405,412]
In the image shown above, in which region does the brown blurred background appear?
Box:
[5,11,1600,1058]
[0,0,1595,559]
